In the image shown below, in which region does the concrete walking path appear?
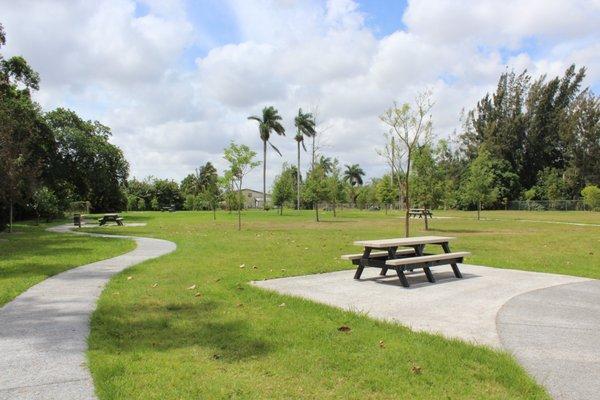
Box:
[253,265,599,399]
[0,224,176,400]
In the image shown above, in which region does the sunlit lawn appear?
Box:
[0,222,135,307]
[80,208,599,399]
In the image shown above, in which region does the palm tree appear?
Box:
[343,164,365,186]
[293,108,316,209]
[248,106,286,210]
[318,155,333,175]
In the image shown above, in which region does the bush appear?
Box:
[32,187,60,222]
[150,198,159,211]
[137,197,146,211]
[581,185,600,210]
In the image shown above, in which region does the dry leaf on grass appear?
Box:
[194,292,202,297]
[379,340,385,348]
[187,284,196,290]
[239,264,245,269]
[278,303,286,307]
[411,364,422,374]
[338,325,351,332]
[126,276,133,280]
[151,283,159,288]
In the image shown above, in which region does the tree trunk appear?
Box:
[333,203,336,217]
[297,140,301,210]
[385,204,388,215]
[477,200,481,220]
[9,198,13,233]
[311,136,315,171]
[263,140,267,210]
[424,208,429,230]
[212,205,216,220]
[315,202,319,222]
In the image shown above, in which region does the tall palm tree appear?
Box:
[343,163,365,186]
[293,108,316,209]
[318,155,333,175]
[248,106,286,210]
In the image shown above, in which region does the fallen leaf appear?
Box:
[187,284,196,290]
[214,278,221,282]
[212,354,221,360]
[278,303,286,307]
[194,292,202,297]
[281,268,286,272]
[411,364,422,375]
[379,340,385,348]
[304,247,309,250]
[151,283,159,288]
[239,264,245,269]
[126,276,133,280]
[252,265,258,269]
[338,325,351,332]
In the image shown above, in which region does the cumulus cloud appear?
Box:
[1,0,599,189]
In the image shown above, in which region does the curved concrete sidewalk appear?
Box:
[497,280,600,400]
[0,224,176,400]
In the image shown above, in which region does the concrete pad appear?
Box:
[0,224,176,400]
[252,264,589,348]
[497,280,600,400]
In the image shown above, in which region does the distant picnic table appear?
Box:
[408,208,433,218]
[341,236,470,288]
[98,213,124,226]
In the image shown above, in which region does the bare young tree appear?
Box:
[380,91,433,237]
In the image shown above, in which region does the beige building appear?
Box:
[241,188,271,209]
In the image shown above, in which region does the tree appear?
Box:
[380,91,433,236]
[248,106,285,210]
[223,142,260,230]
[411,145,447,229]
[343,163,365,206]
[462,150,498,220]
[294,108,316,209]
[152,179,183,210]
[581,185,600,211]
[303,164,329,222]
[271,164,295,214]
[31,186,59,224]
[377,133,404,210]
[327,159,347,217]
[376,177,395,215]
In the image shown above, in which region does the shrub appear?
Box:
[581,185,600,210]
[32,187,60,222]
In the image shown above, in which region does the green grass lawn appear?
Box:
[81,209,599,399]
[0,222,135,307]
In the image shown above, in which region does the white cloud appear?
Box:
[1,0,599,189]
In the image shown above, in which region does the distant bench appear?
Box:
[408,208,433,218]
[342,236,470,288]
[98,214,124,226]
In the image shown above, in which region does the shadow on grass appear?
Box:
[90,300,272,362]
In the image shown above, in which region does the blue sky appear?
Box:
[1,0,599,187]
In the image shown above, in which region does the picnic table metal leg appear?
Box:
[423,267,435,283]
[442,242,463,278]
[354,247,371,280]
[380,246,397,276]
[395,268,410,288]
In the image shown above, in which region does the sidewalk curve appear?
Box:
[0,224,176,400]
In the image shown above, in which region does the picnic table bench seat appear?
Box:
[385,251,470,287]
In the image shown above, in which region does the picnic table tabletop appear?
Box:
[353,236,455,249]
[103,213,119,217]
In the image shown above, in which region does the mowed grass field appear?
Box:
[75,209,598,399]
[0,222,135,306]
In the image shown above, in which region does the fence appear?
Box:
[508,200,590,211]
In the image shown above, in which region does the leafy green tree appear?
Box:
[271,165,295,215]
[343,163,365,206]
[248,106,285,210]
[294,108,316,209]
[303,165,328,222]
[152,179,183,210]
[223,142,260,230]
[581,185,600,211]
[327,159,347,217]
[136,197,146,211]
[31,186,59,224]
[150,198,159,211]
[376,177,395,214]
[462,150,498,220]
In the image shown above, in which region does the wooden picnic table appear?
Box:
[343,236,469,288]
[408,208,433,218]
[98,213,124,226]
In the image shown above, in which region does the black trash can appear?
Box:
[73,213,82,228]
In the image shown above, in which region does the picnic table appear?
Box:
[341,236,470,288]
[408,208,433,218]
[98,213,124,226]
